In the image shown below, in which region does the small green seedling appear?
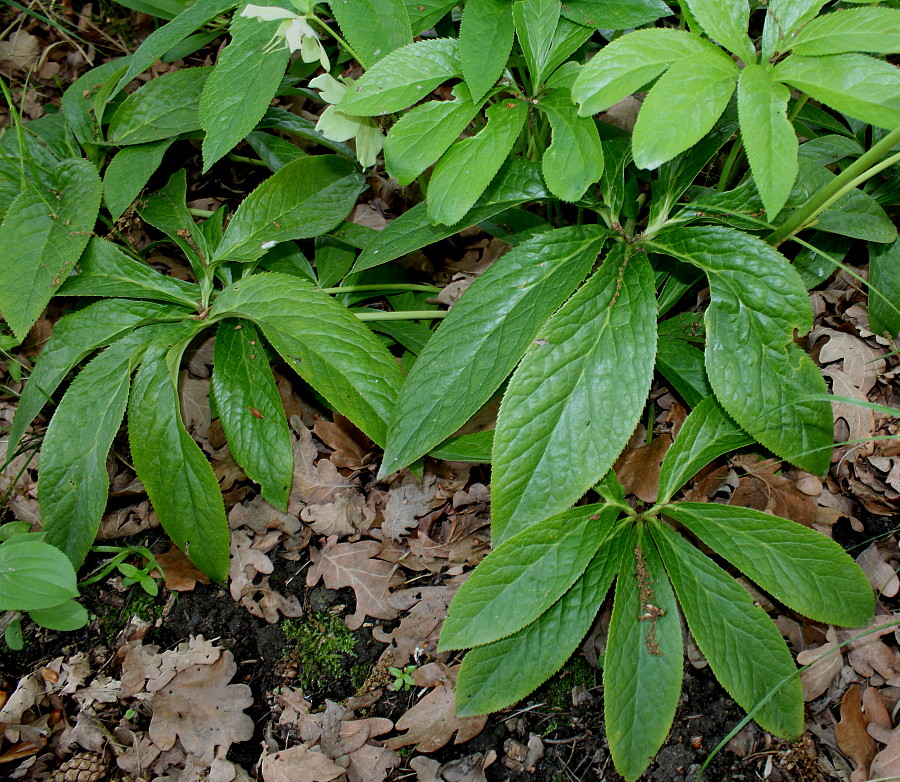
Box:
[80,545,164,597]
[388,664,417,691]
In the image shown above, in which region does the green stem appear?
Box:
[717,134,744,192]
[786,93,808,123]
[321,284,441,294]
[354,310,447,321]
[308,16,365,67]
[767,124,900,246]
[227,153,267,167]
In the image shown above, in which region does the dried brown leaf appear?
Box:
[153,546,210,591]
[148,649,254,764]
[261,744,346,782]
[306,536,403,629]
[384,667,486,752]
[836,686,875,780]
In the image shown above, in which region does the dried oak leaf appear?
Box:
[868,722,900,781]
[796,629,842,701]
[148,648,254,765]
[261,744,345,782]
[306,536,403,630]
[729,455,817,525]
[291,423,353,511]
[229,529,274,601]
[302,492,374,539]
[384,666,486,752]
[857,543,900,598]
[383,472,438,542]
[836,685,875,782]
[314,415,370,470]
[373,580,463,665]
[614,432,672,503]
[152,545,210,591]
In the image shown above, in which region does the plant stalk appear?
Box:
[354,310,447,321]
[766,125,900,246]
[321,284,441,294]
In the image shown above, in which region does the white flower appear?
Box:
[240,4,329,70]
[309,74,384,168]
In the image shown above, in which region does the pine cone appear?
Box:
[52,751,106,782]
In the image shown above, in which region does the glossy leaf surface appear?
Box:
[382,226,606,475]
[651,520,804,738]
[214,156,364,263]
[455,530,625,717]
[440,504,619,650]
[664,503,874,627]
[210,273,404,446]
[212,320,293,510]
[605,536,682,782]
[492,247,656,543]
[646,227,832,474]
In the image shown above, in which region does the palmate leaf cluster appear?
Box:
[0,0,899,778]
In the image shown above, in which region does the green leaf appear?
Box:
[684,0,754,62]
[737,64,797,219]
[107,67,212,145]
[538,89,604,202]
[870,240,900,339]
[382,226,605,475]
[441,504,619,651]
[459,0,514,102]
[353,159,549,273]
[572,28,708,117]
[200,8,291,170]
[514,0,561,87]
[337,38,461,116]
[0,158,102,342]
[605,534,682,782]
[212,320,293,509]
[791,160,897,245]
[62,58,131,147]
[38,329,163,568]
[645,227,832,474]
[114,0,236,94]
[492,246,656,543]
[657,396,752,503]
[406,0,455,33]
[455,530,626,717]
[28,600,89,631]
[664,503,874,627]
[128,333,231,582]
[7,299,187,456]
[789,8,900,56]
[560,0,672,29]
[104,139,175,221]
[213,156,365,264]
[4,619,23,649]
[60,237,200,307]
[761,0,828,58]
[328,0,412,66]
[428,431,494,463]
[650,519,804,738]
[792,232,851,289]
[139,169,211,276]
[384,85,482,186]
[427,100,528,225]
[210,272,404,445]
[0,540,79,611]
[632,49,739,170]
[245,131,306,171]
[655,336,713,408]
[774,54,900,129]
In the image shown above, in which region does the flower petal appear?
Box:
[240,4,298,21]
[309,73,346,105]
